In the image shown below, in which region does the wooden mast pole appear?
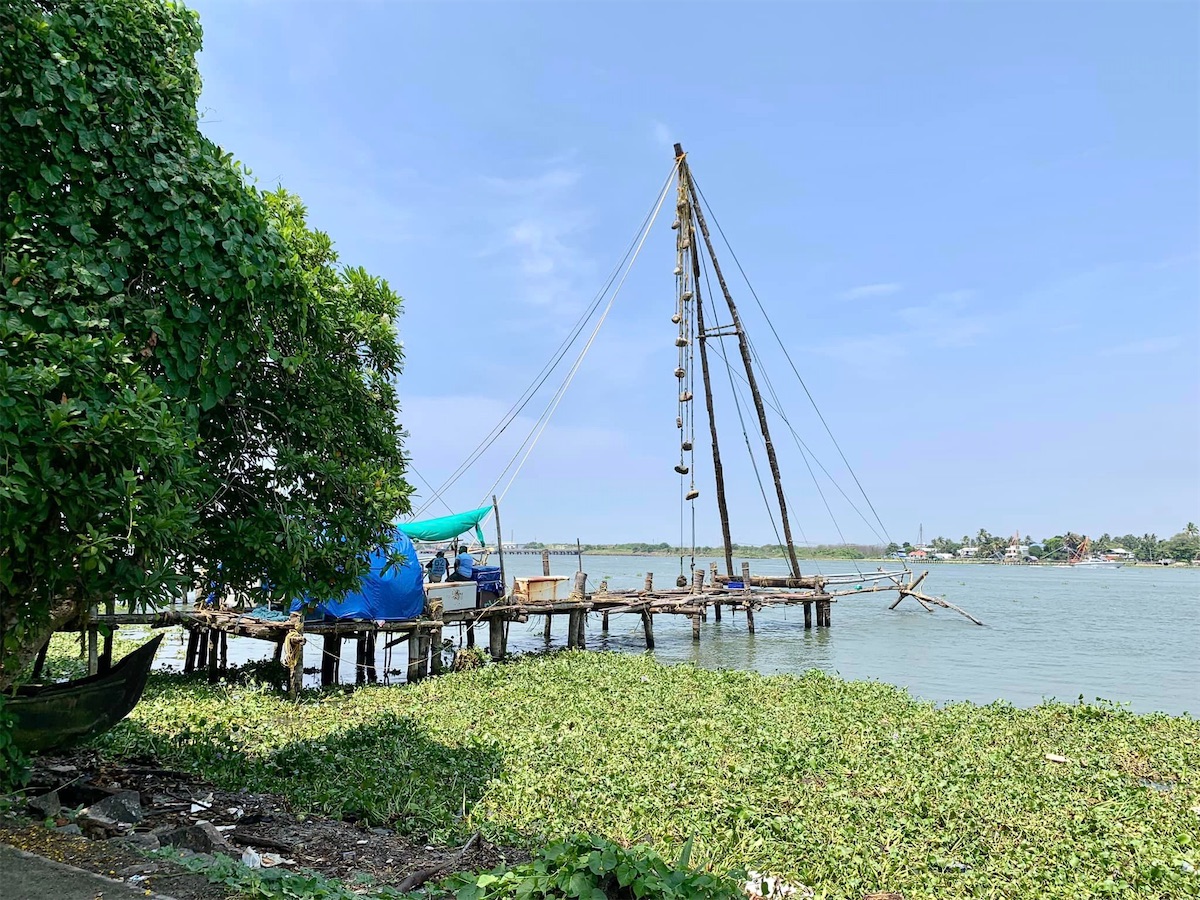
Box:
[682,146,802,578]
[676,145,734,578]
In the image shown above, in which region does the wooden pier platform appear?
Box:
[60,563,972,695]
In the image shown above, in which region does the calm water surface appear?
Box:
[145,556,1200,715]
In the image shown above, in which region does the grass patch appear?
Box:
[90,651,1199,898]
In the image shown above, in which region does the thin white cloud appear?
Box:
[842,282,902,300]
[1100,336,1185,357]
[651,121,673,149]
[477,164,592,311]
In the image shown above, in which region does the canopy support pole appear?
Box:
[492,494,507,598]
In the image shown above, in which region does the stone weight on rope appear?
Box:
[671,219,680,230]
[674,367,686,379]
[686,488,700,501]
[676,575,689,588]
[679,390,693,402]
[676,416,683,429]
[680,238,690,249]
[675,336,688,347]
[674,464,689,475]
[681,441,693,451]
[671,313,681,324]
[673,266,682,276]
[682,291,693,302]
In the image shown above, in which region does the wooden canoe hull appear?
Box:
[8,634,163,753]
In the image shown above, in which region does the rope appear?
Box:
[410,161,682,519]
[693,177,894,545]
[409,464,456,515]
[486,160,680,507]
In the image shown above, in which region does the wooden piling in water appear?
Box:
[710,563,721,621]
[321,634,340,685]
[184,627,199,673]
[430,627,443,675]
[542,549,551,576]
[407,630,423,683]
[803,601,812,630]
[207,629,219,684]
[355,633,367,684]
[692,614,701,642]
[366,631,378,683]
[489,617,506,660]
[543,614,552,642]
[641,609,655,649]
[644,572,654,592]
[741,562,755,634]
[601,611,609,632]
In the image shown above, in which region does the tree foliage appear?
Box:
[0,0,411,686]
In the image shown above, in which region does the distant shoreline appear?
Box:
[512,549,1196,567]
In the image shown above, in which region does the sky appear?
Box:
[188,0,1199,546]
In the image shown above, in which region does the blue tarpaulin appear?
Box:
[290,529,425,622]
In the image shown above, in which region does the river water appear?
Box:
[143,555,1200,716]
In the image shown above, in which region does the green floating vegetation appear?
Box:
[94,652,1199,899]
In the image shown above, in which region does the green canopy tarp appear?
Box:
[397,505,492,546]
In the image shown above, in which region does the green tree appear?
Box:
[0,0,411,687]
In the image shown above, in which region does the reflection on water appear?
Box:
[135,556,1200,715]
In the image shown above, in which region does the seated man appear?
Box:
[447,544,475,582]
[425,550,448,583]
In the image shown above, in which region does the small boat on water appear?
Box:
[1061,558,1124,569]
[1052,538,1124,569]
[7,634,163,753]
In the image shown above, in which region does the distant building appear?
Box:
[1104,547,1135,560]
[908,548,929,559]
[958,546,979,558]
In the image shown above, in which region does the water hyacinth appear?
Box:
[91,651,1199,899]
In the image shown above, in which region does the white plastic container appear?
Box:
[426,580,476,613]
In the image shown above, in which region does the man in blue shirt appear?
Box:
[447,544,475,582]
[425,550,448,583]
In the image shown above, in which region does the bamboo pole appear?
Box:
[680,151,735,578]
[683,149,801,579]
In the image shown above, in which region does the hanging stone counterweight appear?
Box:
[671,313,681,324]
[674,367,686,378]
[674,464,689,475]
[686,488,699,500]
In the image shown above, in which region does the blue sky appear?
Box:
[189,0,1199,546]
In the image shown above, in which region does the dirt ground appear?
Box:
[3,749,526,898]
